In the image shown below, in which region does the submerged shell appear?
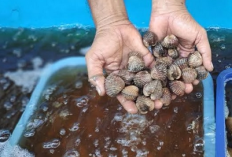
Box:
[152,42,167,58]
[161,34,179,48]
[127,52,145,72]
[121,85,139,101]
[188,51,203,68]
[133,70,152,88]
[156,56,173,67]
[167,64,182,80]
[173,57,189,70]
[195,66,208,80]
[117,69,135,85]
[136,96,155,114]
[143,80,163,100]
[142,31,158,47]
[169,80,185,96]
[182,68,197,83]
[161,88,172,106]
[168,48,179,59]
[150,63,167,81]
[105,73,125,97]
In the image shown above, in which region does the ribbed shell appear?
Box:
[143,80,163,100]
[136,96,155,114]
[117,69,135,85]
[152,42,167,58]
[161,34,179,48]
[156,56,173,67]
[150,63,167,81]
[127,52,145,72]
[133,70,152,88]
[161,88,172,106]
[142,31,158,47]
[169,80,185,96]
[182,68,197,83]
[105,73,125,97]
[168,48,179,59]
[167,64,182,80]
[195,66,208,80]
[188,51,203,68]
[173,57,189,70]
[121,85,139,101]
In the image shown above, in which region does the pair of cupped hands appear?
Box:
[86,4,213,114]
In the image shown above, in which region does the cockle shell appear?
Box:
[168,48,179,59]
[152,42,167,58]
[161,34,179,48]
[188,51,203,68]
[136,96,155,114]
[143,80,163,100]
[133,70,152,88]
[173,57,189,70]
[127,51,145,72]
[150,63,167,81]
[167,64,182,80]
[182,68,197,83]
[160,88,172,106]
[142,31,158,47]
[121,85,139,101]
[105,73,125,97]
[169,80,185,96]
[117,69,135,85]
[195,66,208,80]
[155,56,173,67]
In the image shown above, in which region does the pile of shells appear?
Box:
[104,31,209,114]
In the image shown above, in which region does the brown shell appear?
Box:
[169,80,185,96]
[143,80,163,100]
[127,52,145,72]
[155,56,173,67]
[195,66,208,80]
[161,88,172,106]
[173,57,189,70]
[167,64,182,80]
[152,42,167,58]
[150,63,167,81]
[142,31,158,47]
[161,34,179,48]
[182,68,197,83]
[105,73,125,97]
[226,117,232,134]
[136,96,155,114]
[168,48,179,59]
[117,69,135,85]
[188,51,203,68]
[121,85,139,101]
[133,70,152,88]
[161,78,168,87]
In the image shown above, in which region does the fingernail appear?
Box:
[96,86,101,95]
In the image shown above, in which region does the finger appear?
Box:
[117,94,138,114]
[154,100,163,109]
[172,94,177,100]
[185,83,193,94]
[193,79,199,85]
[149,17,168,41]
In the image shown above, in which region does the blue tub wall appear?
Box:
[0,0,232,28]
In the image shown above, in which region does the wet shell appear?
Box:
[168,48,179,59]
[182,68,197,83]
[152,42,167,58]
[169,80,185,96]
[136,96,155,114]
[188,51,203,68]
[133,70,152,88]
[121,85,139,101]
[117,69,135,85]
[173,57,189,70]
[160,88,172,106]
[167,64,182,80]
[143,80,163,100]
[127,52,145,72]
[142,31,158,47]
[195,66,208,80]
[150,63,167,81]
[161,34,179,48]
[105,73,125,97]
[156,56,173,67]
[161,78,168,87]
[226,117,232,134]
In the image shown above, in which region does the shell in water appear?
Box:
[121,85,139,101]
[117,69,135,85]
[168,48,179,59]
[161,34,179,48]
[169,80,185,96]
[156,56,173,67]
[105,73,125,97]
[195,66,208,80]
[133,70,152,88]
[152,42,167,58]
[142,31,158,47]
[160,88,172,106]
[226,117,232,134]
[143,80,163,100]
[173,57,189,70]
[150,63,167,81]
[167,64,181,80]
[188,51,203,68]
[127,52,145,72]
[136,96,155,114]
[182,68,197,83]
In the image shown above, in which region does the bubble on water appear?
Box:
[218,59,222,63]
[3,101,13,110]
[182,154,186,157]
[69,123,79,132]
[122,148,128,156]
[75,81,83,89]
[159,141,164,146]
[81,107,88,113]
[13,48,22,57]
[112,113,123,122]
[49,149,55,154]
[26,119,44,130]
[9,95,17,103]
[28,35,37,42]
[215,53,219,57]
[0,130,11,142]
[43,85,58,100]
[93,139,99,147]
[136,148,149,157]
[220,44,226,50]
[60,128,66,136]
[195,92,202,98]
[43,138,60,149]
[40,102,49,112]
[153,110,160,116]
[75,96,89,107]
[110,146,117,151]
[193,138,204,152]
[117,105,123,111]
[149,125,160,133]
[63,149,80,157]
[5,110,17,119]
[173,107,178,113]
[75,138,81,147]
[51,42,57,47]
[24,130,35,138]
[225,64,231,69]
